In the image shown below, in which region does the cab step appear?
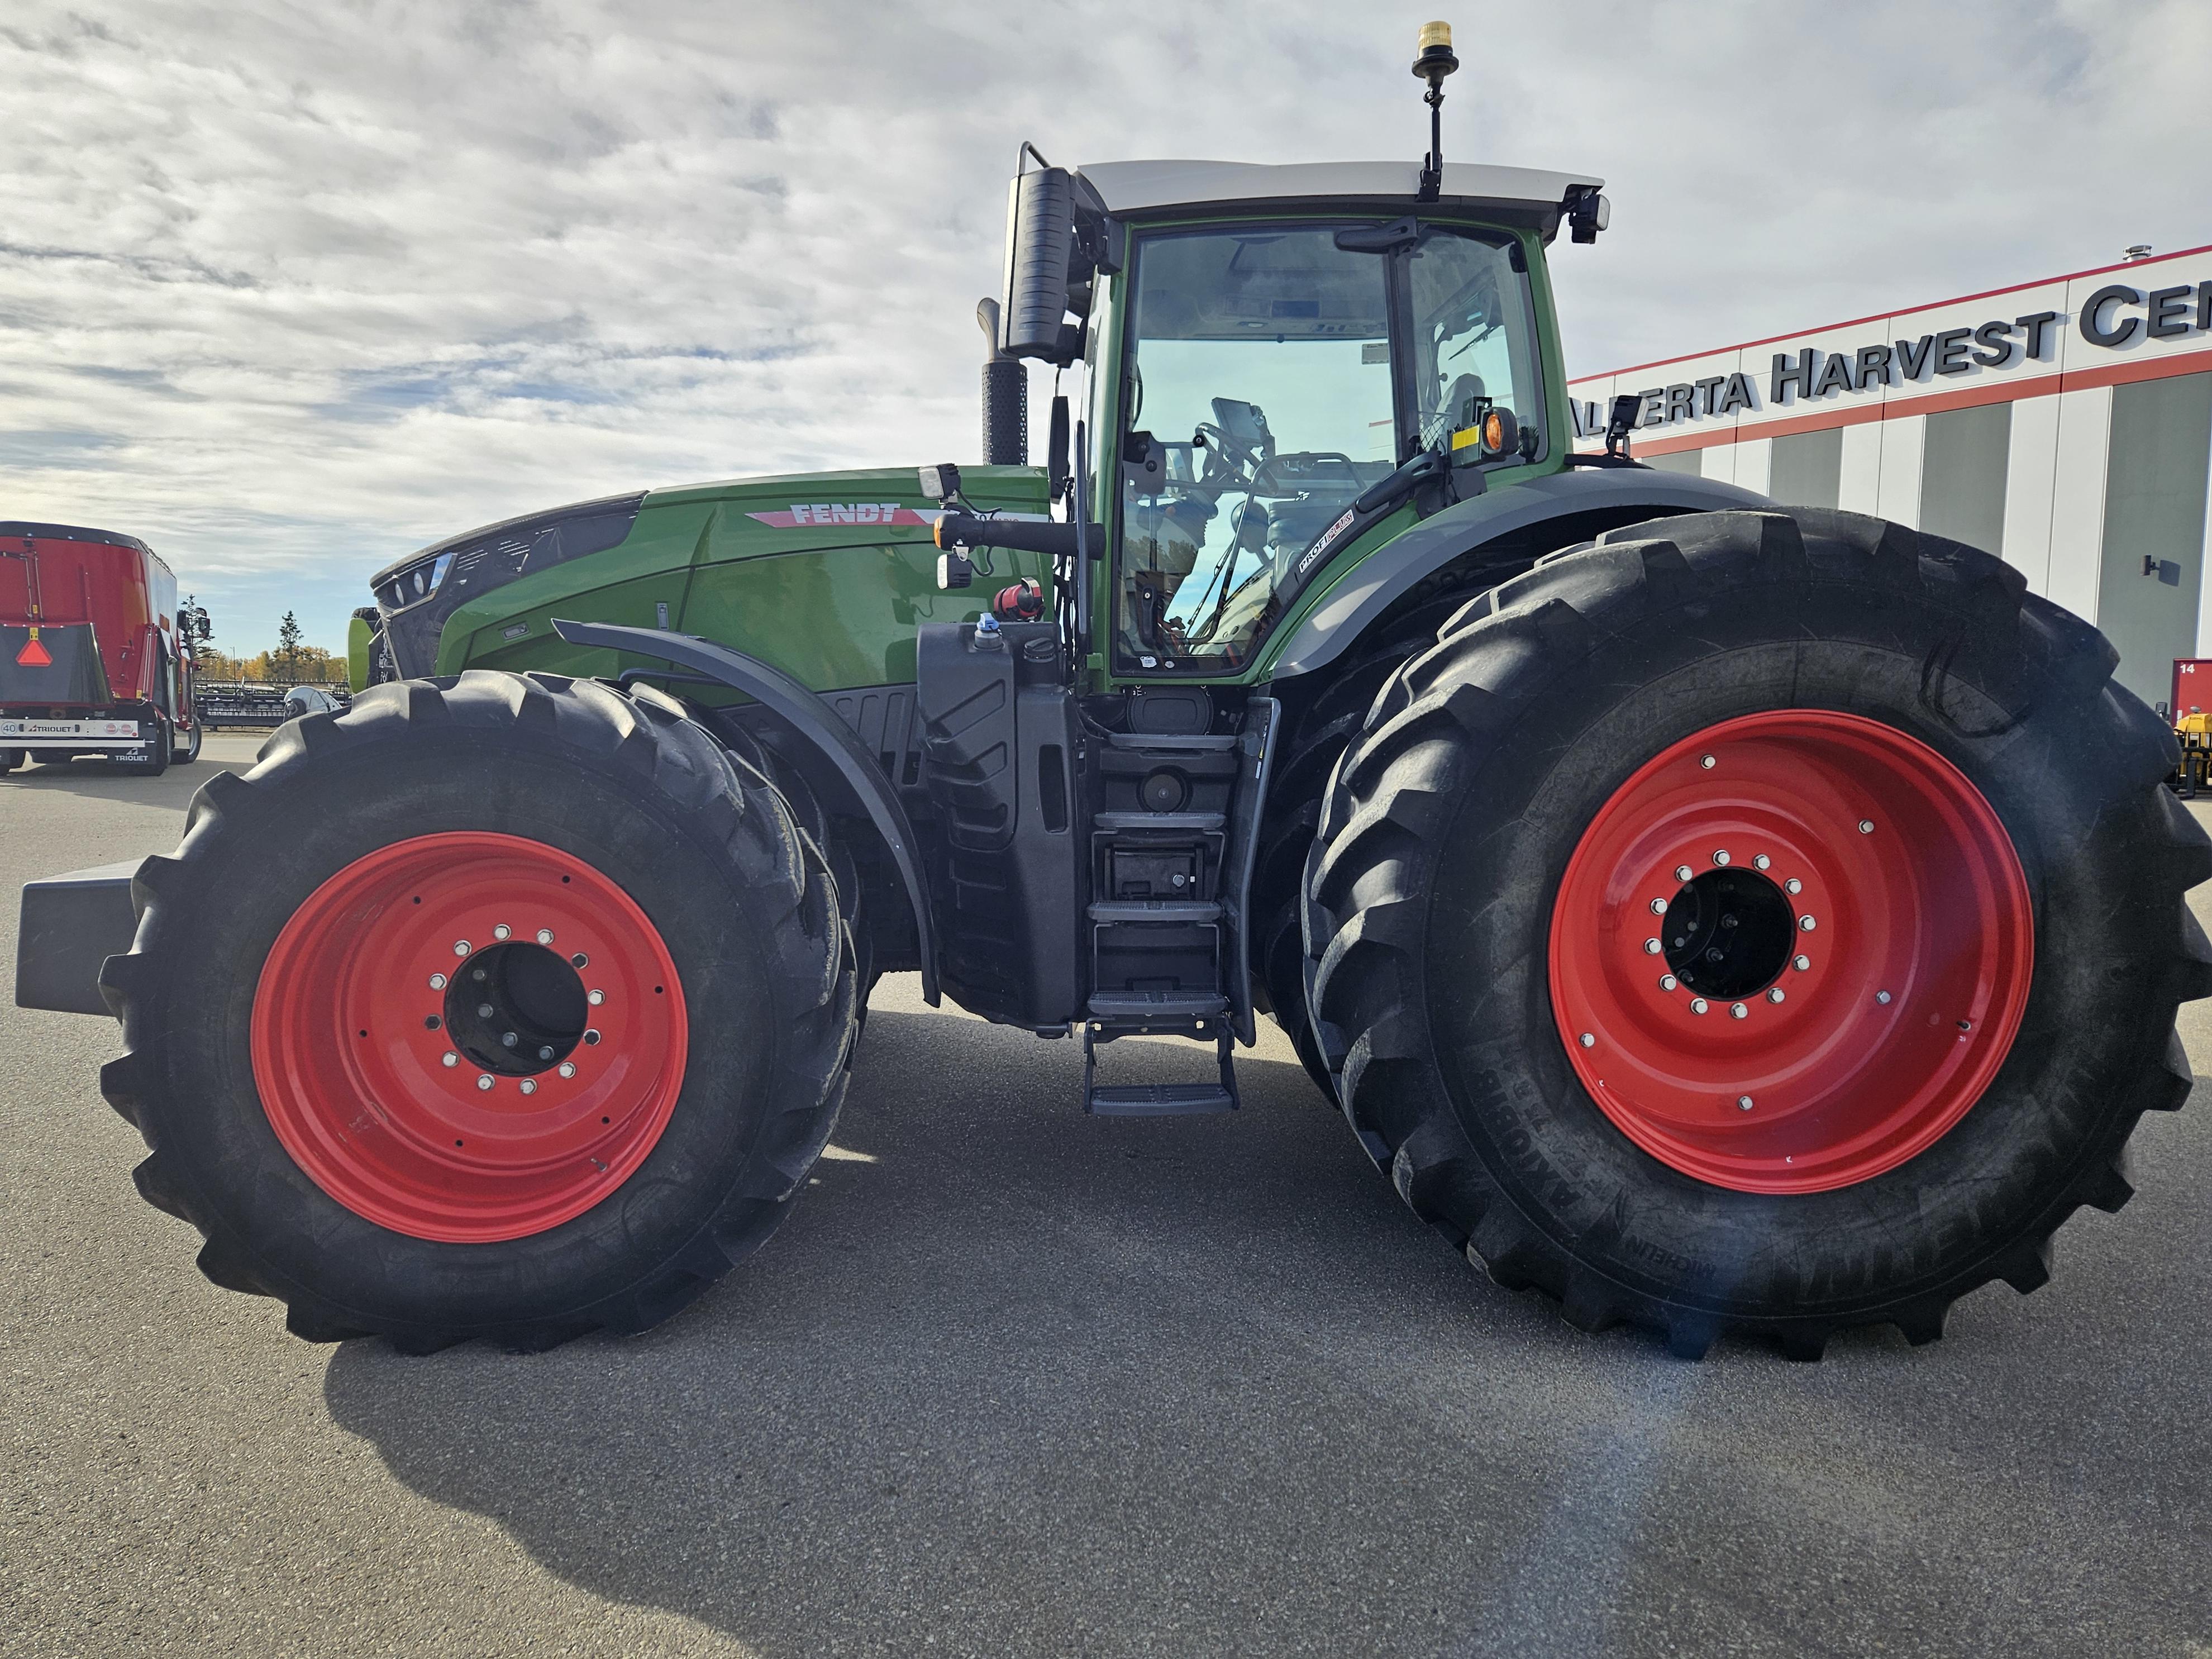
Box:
[1085,1081,1238,1116]
[1087,899,1222,923]
[1091,811,1226,834]
[1086,990,1227,1020]
[1082,1024,1240,1116]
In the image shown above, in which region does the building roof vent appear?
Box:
[2124,244,2154,261]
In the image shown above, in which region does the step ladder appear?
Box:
[1079,706,1276,1116]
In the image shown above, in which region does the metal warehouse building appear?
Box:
[1568,245,2212,711]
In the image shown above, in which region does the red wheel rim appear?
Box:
[1548,711,2033,1194]
[252,832,689,1242]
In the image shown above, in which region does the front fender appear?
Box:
[551,620,939,1005]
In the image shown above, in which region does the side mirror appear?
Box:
[999,165,1076,360]
[1047,395,1070,501]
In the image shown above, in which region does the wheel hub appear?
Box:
[1661,865,1796,999]
[1548,711,2033,1194]
[251,831,688,1242]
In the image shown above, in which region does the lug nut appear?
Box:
[1799,916,1817,932]
[1753,854,1771,870]
[519,1079,537,1095]
[1674,865,1693,883]
[1858,819,1875,835]
[476,1075,494,1091]
[1767,988,1785,1004]
[583,1029,601,1046]
[1876,990,1892,1004]
[452,940,471,957]
[1729,1003,1748,1019]
[1785,878,1803,895]
[538,1046,555,1061]
[501,1032,518,1048]
[570,952,588,969]
[428,972,447,990]
[1644,938,1662,955]
[587,989,605,1005]
[494,924,511,941]
[537,928,555,945]
[441,1052,458,1068]
[478,1003,495,1018]
[1659,974,1679,990]
[1713,850,1730,866]
[1737,1095,1754,1112]
[1578,1032,1595,1048]
[1690,998,1709,1014]
[1699,755,1716,769]
[558,1062,576,1079]
[1794,954,1811,971]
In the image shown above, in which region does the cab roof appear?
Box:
[1072,160,1603,229]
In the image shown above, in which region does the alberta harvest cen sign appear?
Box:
[1569,249,2212,453]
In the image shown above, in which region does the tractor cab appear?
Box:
[1087,194,1553,670]
[975,154,1606,688]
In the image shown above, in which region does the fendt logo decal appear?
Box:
[746,503,938,529]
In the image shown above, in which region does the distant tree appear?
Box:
[274,611,305,681]
[179,595,215,665]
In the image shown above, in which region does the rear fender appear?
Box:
[551,620,938,1005]
[1265,468,1770,681]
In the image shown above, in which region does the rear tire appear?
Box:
[171,720,202,765]
[99,671,856,1351]
[1304,508,2212,1357]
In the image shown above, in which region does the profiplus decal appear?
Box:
[1297,507,1360,576]
[745,503,937,528]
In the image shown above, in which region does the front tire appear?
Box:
[100,671,856,1351]
[1304,508,2212,1357]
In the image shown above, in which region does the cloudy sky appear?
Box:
[3,1,2205,654]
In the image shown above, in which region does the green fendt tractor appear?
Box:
[20,26,2209,1358]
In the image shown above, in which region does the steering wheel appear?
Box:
[1193,422,1262,493]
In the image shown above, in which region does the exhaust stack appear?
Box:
[977,297,1027,465]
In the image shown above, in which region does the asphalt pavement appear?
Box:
[4,736,2209,1657]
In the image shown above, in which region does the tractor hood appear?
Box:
[366,466,1051,687]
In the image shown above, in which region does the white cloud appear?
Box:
[0,0,2203,651]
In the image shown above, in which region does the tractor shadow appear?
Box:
[321,993,2212,1656]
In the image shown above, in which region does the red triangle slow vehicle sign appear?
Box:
[15,628,52,668]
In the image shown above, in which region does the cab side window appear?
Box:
[1407,230,1544,465]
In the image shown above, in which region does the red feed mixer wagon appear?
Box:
[0,522,202,776]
